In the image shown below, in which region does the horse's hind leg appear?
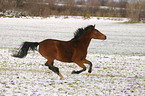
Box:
[72,61,86,74]
[45,60,64,80]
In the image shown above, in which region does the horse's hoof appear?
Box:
[87,73,90,77]
[60,77,64,80]
[45,63,48,66]
[59,73,64,80]
[71,70,77,74]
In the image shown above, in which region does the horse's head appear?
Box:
[90,25,107,40]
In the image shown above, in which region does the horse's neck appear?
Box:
[76,34,92,50]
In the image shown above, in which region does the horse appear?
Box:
[13,25,107,79]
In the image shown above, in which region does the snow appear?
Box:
[0,16,144,55]
[0,16,145,95]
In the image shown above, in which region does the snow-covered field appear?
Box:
[0,17,145,95]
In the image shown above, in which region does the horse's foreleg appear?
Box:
[72,61,86,74]
[45,61,64,80]
[83,59,92,77]
[83,59,92,73]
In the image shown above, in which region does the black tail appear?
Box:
[13,42,39,58]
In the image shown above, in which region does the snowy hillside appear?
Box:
[0,16,145,55]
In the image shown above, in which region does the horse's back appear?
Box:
[39,39,58,59]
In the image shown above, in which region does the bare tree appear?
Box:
[84,0,100,17]
[0,0,3,10]
[75,0,86,5]
[98,0,108,6]
[62,0,75,15]
[106,0,116,7]
[64,0,75,7]
[16,0,24,7]
[87,0,100,7]
[47,0,56,8]
[127,0,143,22]
[118,0,128,8]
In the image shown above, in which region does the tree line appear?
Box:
[0,0,145,22]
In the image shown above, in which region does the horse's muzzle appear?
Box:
[103,36,107,40]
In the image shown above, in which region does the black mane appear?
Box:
[72,25,94,40]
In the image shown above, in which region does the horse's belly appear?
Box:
[56,54,73,62]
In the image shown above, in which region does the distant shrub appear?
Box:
[84,13,91,19]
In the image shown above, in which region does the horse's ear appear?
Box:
[93,24,95,28]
